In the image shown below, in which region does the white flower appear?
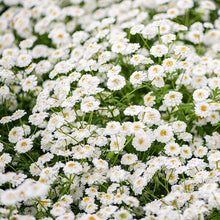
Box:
[193,88,210,102]
[1,189,19,206]
[21,75,38,92]
[130,71,146,86]
[174,45,191,57]
[29,112,48,126]
[154,125,174,143]
[152,76,165,88]
[15,138,33,153]
[107,75,126,91]
[130,24,144,35]
[132,133,152,151]
[164,142,180,156]
[162,58,176,73]
[191,75,207,89]
[26,181,49,199]
[172,121,187,133]
[121,153,138,165]
[93,158,108,170]
[81,96,100,113]
[166,9,180,19]
[112,43,126,53]
[110,134,126,152]
[150,44,168,57]
[0,116,12,124]
[178,132,192,142]
[114,208,133,220]
[143,92,156,107]
[195,102,212,117]
[124,105,142,116]
[16,53,32,67]
[207,111,220,124]
[8,126,24,143]
[19,38,34,49]
[143,107,161,125]
[165,157,181,169]
[163,91,183,107]
[194,146,207,158]
[63,161,82,175]
[11,109,26,121]
[107,166,127,183]
[47,114,65,131]
[148,65,165,80]
[0,85,10,97]
[0,153,12,167]
[177,0,194,9]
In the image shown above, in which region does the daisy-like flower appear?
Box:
[8,126,24,143]
[107,166,127,183]
[29,112,48,126]
[192,88,210,102]
[104,121,121,135]
[172,121,187,133]
[0,153,12,167]
[19,38,34,49]
[194,146,208,158]
[121,153,138,165]
[162,58,177,73]
[207,111,220,124]
[107,75,126,91]
[0,85,10,97]
[47,114,65,131]
[148,65,164,81]
[85,203,98,214]
[164,142,180,156]
[63,161,82,175]
[15,138,33,153]
[11,109,26,121]
[154,125,174,143]
[130,71,145,86]
[180,145,192,159]
[0,116,12,124]
[110,134,126,152]
[166,8,180,19]
[143,107,161,125]
[130,54,145,66]
[132,177,148,195]
[93,158,108,170]
[163,91,183,107]
[177,0,194,10]
[150,44,168,57]
[50,206,66,217]
[124,105,142,116]
[1,189,19,206]
[152,76,165,88]
[26,181,50,199]
[132,133,152,151]
[114,208,133,220]
[165,157,181,169]
[21,75,38,92]
[174,45,191,57]
[100,193,114,206]
[130,24,144,35]
[194,102,212,117]
[16,53,32,67]
[112,42,126,53]
[143,92,156,107]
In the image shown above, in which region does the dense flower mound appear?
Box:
[0,0,220,219]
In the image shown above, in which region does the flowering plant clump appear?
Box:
[0,0,220,219]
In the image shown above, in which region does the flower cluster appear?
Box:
[0,0,220,219]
